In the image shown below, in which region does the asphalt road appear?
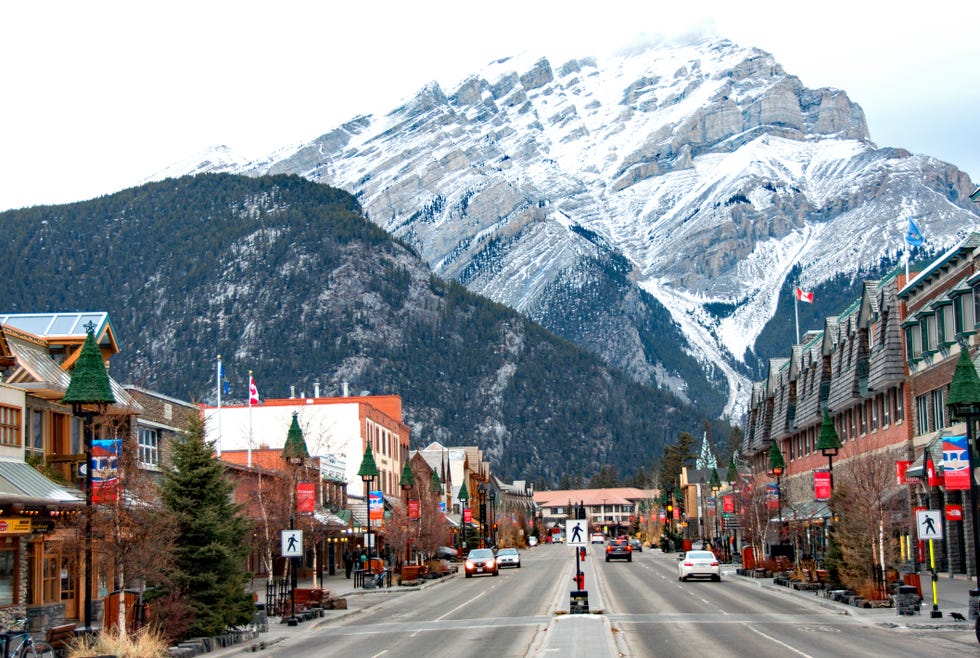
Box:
[241,544,979,657]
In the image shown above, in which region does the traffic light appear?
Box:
[666,504,673,516]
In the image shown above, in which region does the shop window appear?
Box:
[0,543,16,606]
[0,406,20,448]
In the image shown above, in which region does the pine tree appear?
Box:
[161,413,255,638]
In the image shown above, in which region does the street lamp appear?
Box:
[62,323,115,632]
[946,347,980,623]
[816,410,842,491]
[710,467,721,549]
[400,459,415,566]
[458,480,469,551]
[282,412,309,624]
[488,488,497,547]
[727,456,739,561]
[477,483,487,547]
[358,444,380,583]
[769,440,786,546]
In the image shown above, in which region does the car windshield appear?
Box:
[497,548,518,555]
[686,551,714,559]
[469,549,494,559]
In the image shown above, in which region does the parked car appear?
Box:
[464,548,499,577]
[605,538,632,562]
[496,547,521,568]
[590,532,605,544]
[434,546,459,560]
[528,536,539,547]
[628,538,643,552]
[677,550,721,581]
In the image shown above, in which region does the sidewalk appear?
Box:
[736,566,979,630]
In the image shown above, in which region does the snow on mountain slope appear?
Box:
[148,36,980,418]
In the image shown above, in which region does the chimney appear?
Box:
[342,382,349,397]
[290,385,296,399]
[314,381,320,398]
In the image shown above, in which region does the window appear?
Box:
[871,397,878,431]
[27,409,44,460]
[0,542,15,606]
[921,314,935,353]
[0,406,20,448]
[931,389,947,430]
[137,426,159,465]
[896,388,904,422]
[883,391,891,426]
[905,325,920,360]
[974,287,980,330]
[939,304,954,344]
[916,395,929,435]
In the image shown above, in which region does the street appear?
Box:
[249,544,980,657]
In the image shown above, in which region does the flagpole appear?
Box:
[216,355,223,458]
[248,369,253,468]
[794,289,800,345]
[905,224,910,282]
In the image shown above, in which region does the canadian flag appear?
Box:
[248,374,260,405]
[795,287,814,303]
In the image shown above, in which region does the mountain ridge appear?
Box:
[148,36,980,417]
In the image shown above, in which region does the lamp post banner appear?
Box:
[814,470,831,500]
[722,495,734,513]
[408,499,420,520]
[296,482,315,514]
[941,435,970,490]
[369,490,384,526]
[896,460,912,485]
[92,438,121,504]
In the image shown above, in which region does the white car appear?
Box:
[496,547,521,568]
[590,533,605,544]
[677,550,721,581]
[527,536,538,547]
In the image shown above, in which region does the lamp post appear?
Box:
[727,457,739,561]
[488,488,497,547]
[62,323,116,632]
[769,440,786,550]
[358,444,380,584]
[710,467,721,549]
[477,483,487,548]
[458,481,469,552]
[282,411,309,620]
[816,410,842,491]
[400,459,415,567]
[946,347,980,628]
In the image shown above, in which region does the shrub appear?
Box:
[68,627,170,658]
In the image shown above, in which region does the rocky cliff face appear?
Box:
[151,36,980,418]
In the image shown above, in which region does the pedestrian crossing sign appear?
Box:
[916,510,943,540]
[281,529,303,557]
[566,519,587,546]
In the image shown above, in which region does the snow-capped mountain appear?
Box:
[149,36,979,418]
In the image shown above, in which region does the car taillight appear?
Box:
[683,561,694,567]
[626,546,632,552]
[711,561,719,566]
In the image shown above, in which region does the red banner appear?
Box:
[946,504,963,521]
[722,495,734,513]
[896,460,912,485]
[408,499,420,520]
[296,482,315,514]
[463,508,472,524]
[672,507,680,519]
[814,470,831,500]
[942,436,970,490]
[926,457,944,487]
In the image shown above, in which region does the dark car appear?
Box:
[628,538,643,552]
[464,548,499,577]
[605,538,632,562]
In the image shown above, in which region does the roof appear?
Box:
[534,487,656,507]
[0,312,118,354]
[0,459,82,505]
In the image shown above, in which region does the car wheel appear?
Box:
[605,557,610,562]
[680,575,687,582]
[628,556,632,562]
[712,574,720,582]
[465,573,472,578]
[493,570,499,576]
[517,563,521,568]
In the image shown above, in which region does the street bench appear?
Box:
[45,622,77,658]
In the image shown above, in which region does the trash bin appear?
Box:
[569,590,589,614]
[902,573,922,601]
[896,585,920,616]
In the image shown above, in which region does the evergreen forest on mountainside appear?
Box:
[0,173,733,485]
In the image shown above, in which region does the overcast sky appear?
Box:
[3,1,978,212]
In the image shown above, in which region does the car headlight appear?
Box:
[465,560,474,569]
[487,559,495,567]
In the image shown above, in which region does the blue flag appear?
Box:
[219,362,230,395]
[906,217,924,247]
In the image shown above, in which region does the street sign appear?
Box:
[916,510,943,540]
[566,519,588,546]
[281,529,303,557]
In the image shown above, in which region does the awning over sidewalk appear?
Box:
[772,499,831,523]
[0,459,82,506]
